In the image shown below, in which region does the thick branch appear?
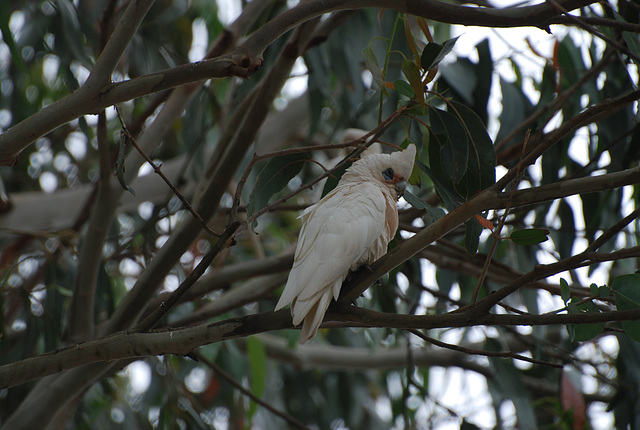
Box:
[0,57,251,166]
[2,305,639,390]
[84,0,156,89]
[238,0,597,57]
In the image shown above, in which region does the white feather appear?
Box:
[276,144,416,343]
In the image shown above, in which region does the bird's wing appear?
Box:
[275,182,388,316]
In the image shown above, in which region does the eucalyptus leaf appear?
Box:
[429,106,469,184]
[612,273,640,342]
[509,228,550,246]
[567,298,605,342]
[247,337,267,420]
[420,36,460,70]
[247,152,309,228]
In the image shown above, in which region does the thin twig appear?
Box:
[114,106,222,237]
[194,351,311,430]
[586,207,640,253]
[471,129,531,305]
[407,329,559,368]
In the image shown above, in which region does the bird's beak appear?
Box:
[394,180,406,199]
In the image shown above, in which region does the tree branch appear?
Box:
[237,0,598,58]
[3,305,640,390]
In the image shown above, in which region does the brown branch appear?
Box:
[3,305,640,390]
[407,329,563,368]
[115,107,222,237]
[550,14,640,32]
[238,0,598,59]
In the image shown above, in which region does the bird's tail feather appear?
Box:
[298,292,332,344]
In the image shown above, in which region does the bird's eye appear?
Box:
[382,168,395,181]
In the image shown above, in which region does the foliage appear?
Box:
[0,0,640,429]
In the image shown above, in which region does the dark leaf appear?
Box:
[567,298,605,342]
[509,228,549,246]
[247,152,309,228]
[247,336,267,420]
[416,159,463,210]
[403,190,445,224]
[449,101,496,196]
[393,79,414,99]
[429,106,469,184]
[612,273,640,342]
[464,216,482,255]
[560,278,571,303]
[401,59,425,106]
[420,36,459,70]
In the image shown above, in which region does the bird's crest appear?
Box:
[357,144,416,181]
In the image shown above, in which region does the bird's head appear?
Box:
[347,144,416,200]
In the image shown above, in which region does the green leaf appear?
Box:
[598,285,611,298]
[401,59,425,105]
[449,101,496,196]
[420,36,460,70]
[560,278,571,303]
[416,160,463,211]
[247,152,309,228]
[429,107,469,184]
[403,190,445,224]
[612,273,640,342]
[509,228,550,246]
[464,216,482,255]
[420,42,443,70]
[362,46,388,94]
[393,79,414,99]
[567,298,605,342]
[247,336,267,420]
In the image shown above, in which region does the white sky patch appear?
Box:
[189,18,209,62]
[281,57,309,99]
[185,367,209,393]
[429,367,495,428]
[38,171,58,193]
[216,0,242,25]
[125,361,152,394]
[70,60,90,85]
[8,11,25,39]
[65,131,87,160]
[567,126,593,166]
[42,54,60,88]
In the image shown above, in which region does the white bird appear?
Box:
[275,144,416,343]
